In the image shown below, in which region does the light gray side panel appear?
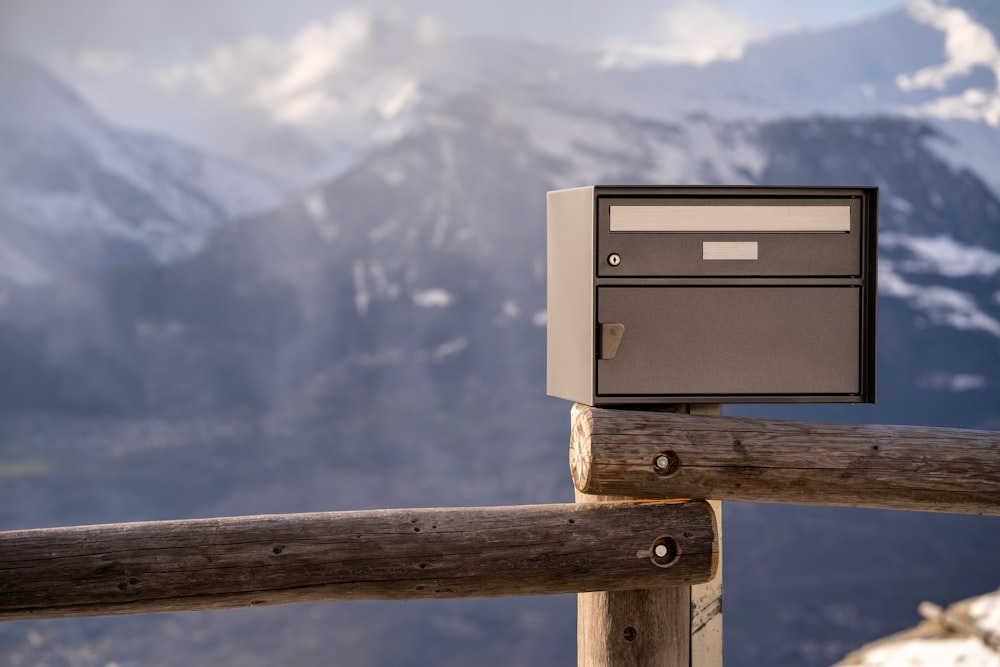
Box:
[547,187,596,404]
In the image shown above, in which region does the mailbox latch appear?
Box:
[597,323,626,360]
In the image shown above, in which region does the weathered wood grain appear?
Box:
[690,498,724,667]
[576,490,694,667]
[0,502,717,622]
[571,404,1000,515]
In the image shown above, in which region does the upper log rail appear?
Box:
[571,404,1000,516]
[0,501,718,622]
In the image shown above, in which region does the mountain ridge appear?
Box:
[0,52,286,285]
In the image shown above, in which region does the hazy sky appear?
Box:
[1,0,904,67]
[0,0,909,183]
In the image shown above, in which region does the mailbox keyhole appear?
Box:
[607,253,621,267]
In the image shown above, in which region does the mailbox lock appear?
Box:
[607,253,621,267]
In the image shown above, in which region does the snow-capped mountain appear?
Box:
[80,12,594,186]
[2,88,999,667]
[52,0,1000,197]
[2,3,1000,667]
[555,0,1000,194]
[1,0,999,422]
[0,53,285,286]
[2,87,996,430]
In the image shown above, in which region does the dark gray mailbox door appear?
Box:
[545,185,878,406]
[596,286,861,397]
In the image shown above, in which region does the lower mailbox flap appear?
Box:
[596,286,861,397]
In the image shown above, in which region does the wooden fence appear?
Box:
[571,404,1000,516]
[2,403,998,666]
[0,501,717,621]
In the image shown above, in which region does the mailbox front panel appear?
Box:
[597,286,861,398]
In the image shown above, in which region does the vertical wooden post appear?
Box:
[576,488,693,667]
[691,499,723,666]
[575,404,723,667]
[688,404,724,667]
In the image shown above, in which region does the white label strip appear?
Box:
[703,241,758,260]
[610,205,851,232]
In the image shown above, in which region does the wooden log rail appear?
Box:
[571,404,1000,515]
[0,501,718,622]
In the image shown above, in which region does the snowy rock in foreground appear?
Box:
[836,589,1000,667]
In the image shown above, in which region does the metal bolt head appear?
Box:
[607,253,621,267]
[649,536,679,568]
[652,450,679,476]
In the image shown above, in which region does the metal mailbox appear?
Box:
[546,185,878,405]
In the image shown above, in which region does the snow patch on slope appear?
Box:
[899,0,1000,126]
[516,99,764,188]
[881,233,1000,277]
[0,232,49,286]
[924,119,1000,198]
[918,373,988,391]
[413,289,454,308]
[431,336,467,362]
[880,261,1000,338]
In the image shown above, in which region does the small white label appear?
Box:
[703,241,758,260]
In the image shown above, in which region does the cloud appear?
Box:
[155,10,372,126]
[52,7,441,184]
[899,0,1000,91]
[77,50,132,73]
[193,36,286,99]
[600,1,761,69]
[255,12,370,110]
[898,0,1000,126]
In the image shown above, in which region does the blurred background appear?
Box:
[1,0,999,665]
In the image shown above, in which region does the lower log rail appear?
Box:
[571,404,1000,515]
[0,501,718,622]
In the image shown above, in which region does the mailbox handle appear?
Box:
[597,323,626,360]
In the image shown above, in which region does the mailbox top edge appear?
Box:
[548,184,878,198]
